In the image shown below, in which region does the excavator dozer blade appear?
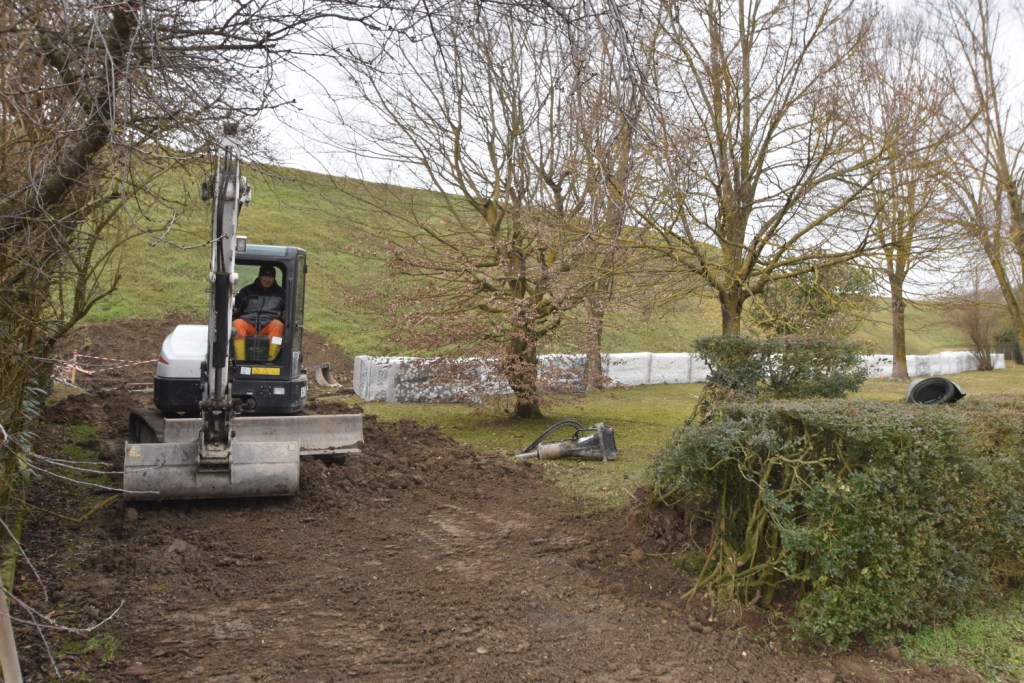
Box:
[123,441,300,502]
[162,414,364,458]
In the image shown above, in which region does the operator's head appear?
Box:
[258,264,276,288]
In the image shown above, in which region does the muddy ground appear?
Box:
[14,319,982,682]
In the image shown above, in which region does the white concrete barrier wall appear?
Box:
[603,352,652,386]
[540,354,587,393]
[352,352,1004,402]
[650,353,693,384]
[860,355,893,378]
[353,356,411,402]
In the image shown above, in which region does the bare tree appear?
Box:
[557,2,657,388]
[635,0,879,335]
[949,261,1003,371]
[327,4,608,417]
[941,0,1024,357]
[853,7,968,379]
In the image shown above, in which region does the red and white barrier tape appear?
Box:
[72,353,159,369]
[55,351,158,384]
[57,364,94,377]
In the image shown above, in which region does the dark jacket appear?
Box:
[233,279,285,329]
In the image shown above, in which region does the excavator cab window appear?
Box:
[231,262,286,363]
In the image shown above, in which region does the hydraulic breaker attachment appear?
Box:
[515,421,617,461]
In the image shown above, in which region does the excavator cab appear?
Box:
[152,246,307,416]
[229,247,308,415]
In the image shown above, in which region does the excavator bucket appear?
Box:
[314,362,343,387]
[123,412,363,501]
[124,441,300,501]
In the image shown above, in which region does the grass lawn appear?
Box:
[357,369,1024,508]
[902,588,1024,682]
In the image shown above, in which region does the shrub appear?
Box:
[652,399,1024,648]
[694,334,868,401]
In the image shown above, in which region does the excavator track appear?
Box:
[128,407,166,444]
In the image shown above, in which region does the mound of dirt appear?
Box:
[14,321,979,682]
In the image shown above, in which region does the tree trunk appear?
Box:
[0,319,32,683]
[512,396,542,419]
[889,279,909,380]
[719,289,745,335]
[506,336,543,419]
[583,297,606,391]
[981,239,1024,370]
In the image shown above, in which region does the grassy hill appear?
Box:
[87,164,973,357]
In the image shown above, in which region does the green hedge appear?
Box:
[694,334,868,400]
[653,398,1024,648]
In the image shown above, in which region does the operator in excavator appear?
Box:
[232,264,285,361]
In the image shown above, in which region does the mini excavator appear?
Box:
[124,123,363,501]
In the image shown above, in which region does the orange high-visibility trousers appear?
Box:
[232,319,285,361]
[232,318,284,338]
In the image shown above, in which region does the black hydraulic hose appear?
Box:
[212,272,231,368]
[521,420,583,455]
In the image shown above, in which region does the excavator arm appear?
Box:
[198,123,249,467]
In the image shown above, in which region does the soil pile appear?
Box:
[13,320,980,682]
